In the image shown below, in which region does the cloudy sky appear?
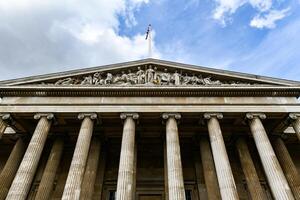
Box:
[0,0,299,81]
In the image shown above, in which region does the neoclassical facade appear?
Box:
[0,58,299,200]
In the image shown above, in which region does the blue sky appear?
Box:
[0,0,300,81]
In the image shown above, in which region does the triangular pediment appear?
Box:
[1,59,299,87]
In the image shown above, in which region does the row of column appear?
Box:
[0,112,299,199]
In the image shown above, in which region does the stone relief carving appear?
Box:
[53,66,249,86]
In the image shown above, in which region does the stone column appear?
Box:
[204,113,239,200]
[162,113,186,200]
[199,137,221,200]
[246,113,294,199]
[35,138,64,200]
[289,113,300,142]
[236,137,267,200]
[132,144,137,200]
[164,139,169,200]
[116,113,139,200]
[0,138,26,200]
[80,138,101,200]
[273,137,300,199]
[62,113,97,200]
[6,113,53,200]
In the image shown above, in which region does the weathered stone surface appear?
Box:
[247,113,294,199]
[0,138,25,200]
[52,66,241,87]
[62,113,97,200]
[35,138,64,200]
[273,137,300,199]
[204,113,239,200]
[116,113,138,200]
[200,137,221,200]
[163,113,186,200]
[236,138,267,200]
[80,138,101,200]
[6,114,53,200]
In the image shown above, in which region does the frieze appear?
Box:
[52,66,250,86]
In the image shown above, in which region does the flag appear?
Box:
[145,24,151,40]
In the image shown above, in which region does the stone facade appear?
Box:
[0,59,299,200]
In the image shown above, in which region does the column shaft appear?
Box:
[132,144,137,200]
[116,115,136,200]
[62,115,95,200]
[200,137,221,200]
[80,138,101,200]
[165,116,185,200]
[0,119,7,138]
[6,115,52,200]
[206,115,239,200]
[0,138,25,200]
[273,138,300,199]
[236,138,267,200]
[248,115,294,199]
[164,140,169,200]
[35,138,64,200]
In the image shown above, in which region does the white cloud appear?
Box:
[250,8,290,29]
[212,0,288,28]
[0,0,158,80]
[212,0,246,25]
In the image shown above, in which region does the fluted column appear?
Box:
[0,114,12,139]
[80,138,101,200]
[204,113,239,200]
[35,138,64,200]
[273,137,300,199]
[200,136,221,200]
[116,113,139,200]
[289,113,300,142]
[164,140,169,200]
[62,113,97,200]
[246,113,294,200]
[6,113,53,200]
[162,113,185,200]
[236,137,267,200]
[0,138,26,200]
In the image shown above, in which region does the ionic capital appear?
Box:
[120,113,139,120]
[34,113,55,120]
[78,113,98,120]
[0,113,14,125]
[288,113,300,121]
[203,113,223,120]
[162,113,181,120]
[245,113,266,120]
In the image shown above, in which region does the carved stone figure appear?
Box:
[146,65,155,83]
[51,65,248,86]
[182,74,191,85]
[55,77,75,85]
[160,69,171,85]
[81,75,93,85]
[93,72,103,85]
[136,67,145,84]
[105,73,113,85]
[203,77,221,85]
[128,70,137,84]
[172,70,181,86]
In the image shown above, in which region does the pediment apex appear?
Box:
[1,58,299,86]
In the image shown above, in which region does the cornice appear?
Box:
[0,85,299,97]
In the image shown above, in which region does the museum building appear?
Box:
[0,58,299,200]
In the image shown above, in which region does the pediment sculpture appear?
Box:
[52,66,249,86]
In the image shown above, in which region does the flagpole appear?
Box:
[148,25,152,58]
[146,24,152,58]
